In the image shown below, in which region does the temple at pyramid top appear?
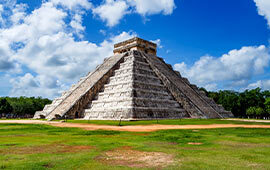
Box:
[113,37,157,55]
[34,37,233,120]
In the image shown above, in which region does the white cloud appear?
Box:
[93,0,176,27]
[50,0,92,10]
[10,3,27,24]
[0,4,4,24]
[204,83,218,91]
[8,31,135,98]
[70,14,85,38]
[0,0,136,99]
[10,73,67,98]
[93,0,129,27]
[174,45,270,90]
[151,39,162,48]
[246,79,270,90]
[99,29,106,35]
[254,0,270,27]
[128,0,175,16]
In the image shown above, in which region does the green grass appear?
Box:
[0,122,270,169]
[53,118,270,126]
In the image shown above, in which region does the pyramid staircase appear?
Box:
[83,50,188,120]
[34,37,233,120]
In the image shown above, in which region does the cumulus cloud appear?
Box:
[174,45,270,90]
[70,14,85,38]
[246,79,270,90]
[93,0,129,27]
[128,0,175,16]
[0,0,136,98]
[8,31,135,98]
[0,4,4,24]
[9,73,67,98]
[10,3,27,24]
[254,0,270,27]
[93,0,176,27]
[50,0,92,10]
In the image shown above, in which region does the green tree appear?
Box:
[5,96,51,117]
[255,107,264,119]
[265,98,270,117]
[263,91,270,98]
[0,98,12,114]
[246,107,256,118]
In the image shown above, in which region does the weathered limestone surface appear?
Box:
[141,52,233,118]
[83,50,188,120]
[34,37,233,120]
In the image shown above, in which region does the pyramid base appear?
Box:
[82,117,191,121]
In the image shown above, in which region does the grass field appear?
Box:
[1,120,270,169]
[54,118,270,126]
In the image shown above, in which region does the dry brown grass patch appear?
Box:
[97,146,175,169]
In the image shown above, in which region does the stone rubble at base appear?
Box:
[34,37,233,120]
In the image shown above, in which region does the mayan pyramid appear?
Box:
[34,37,233,120]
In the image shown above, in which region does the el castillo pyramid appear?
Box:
[34,37,233,120]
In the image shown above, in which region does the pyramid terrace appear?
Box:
[34,38,233,120]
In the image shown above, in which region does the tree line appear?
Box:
[201,87,270,119]
[0,97,51,118]
[0,88,270,119]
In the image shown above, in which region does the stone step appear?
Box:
[114,67,155,77]
[59,76,88,100]
[84,107,187,120]
[95,89,133,100]
[89,97,180,108]
[51,98,63,104]
[133,97,180,108]
[132,81,167,91]
[103,80,166,92]
[104,80,163,88]
[90,99,133,108]
[119,60,150,70]
[103,81,133,91]
[43,104,55,110]
[108,73,161,84]
[85,106,184,113]
[124,55,147,63]
[134,89,173,100]
[121,60,149,67]
[96,88,173,100]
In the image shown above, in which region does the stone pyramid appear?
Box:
[34,37,233,120]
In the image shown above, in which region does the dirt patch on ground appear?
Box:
[188,142,203,145]
[2,120,270,132]
[226,119,270,123]
[51,123,270,132]
[0,143,92,155]
[97,146,175,169]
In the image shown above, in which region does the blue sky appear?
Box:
[0,0,270,99]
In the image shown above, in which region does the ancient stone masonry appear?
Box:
[34,37,233,120]
[83,50,188,120]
